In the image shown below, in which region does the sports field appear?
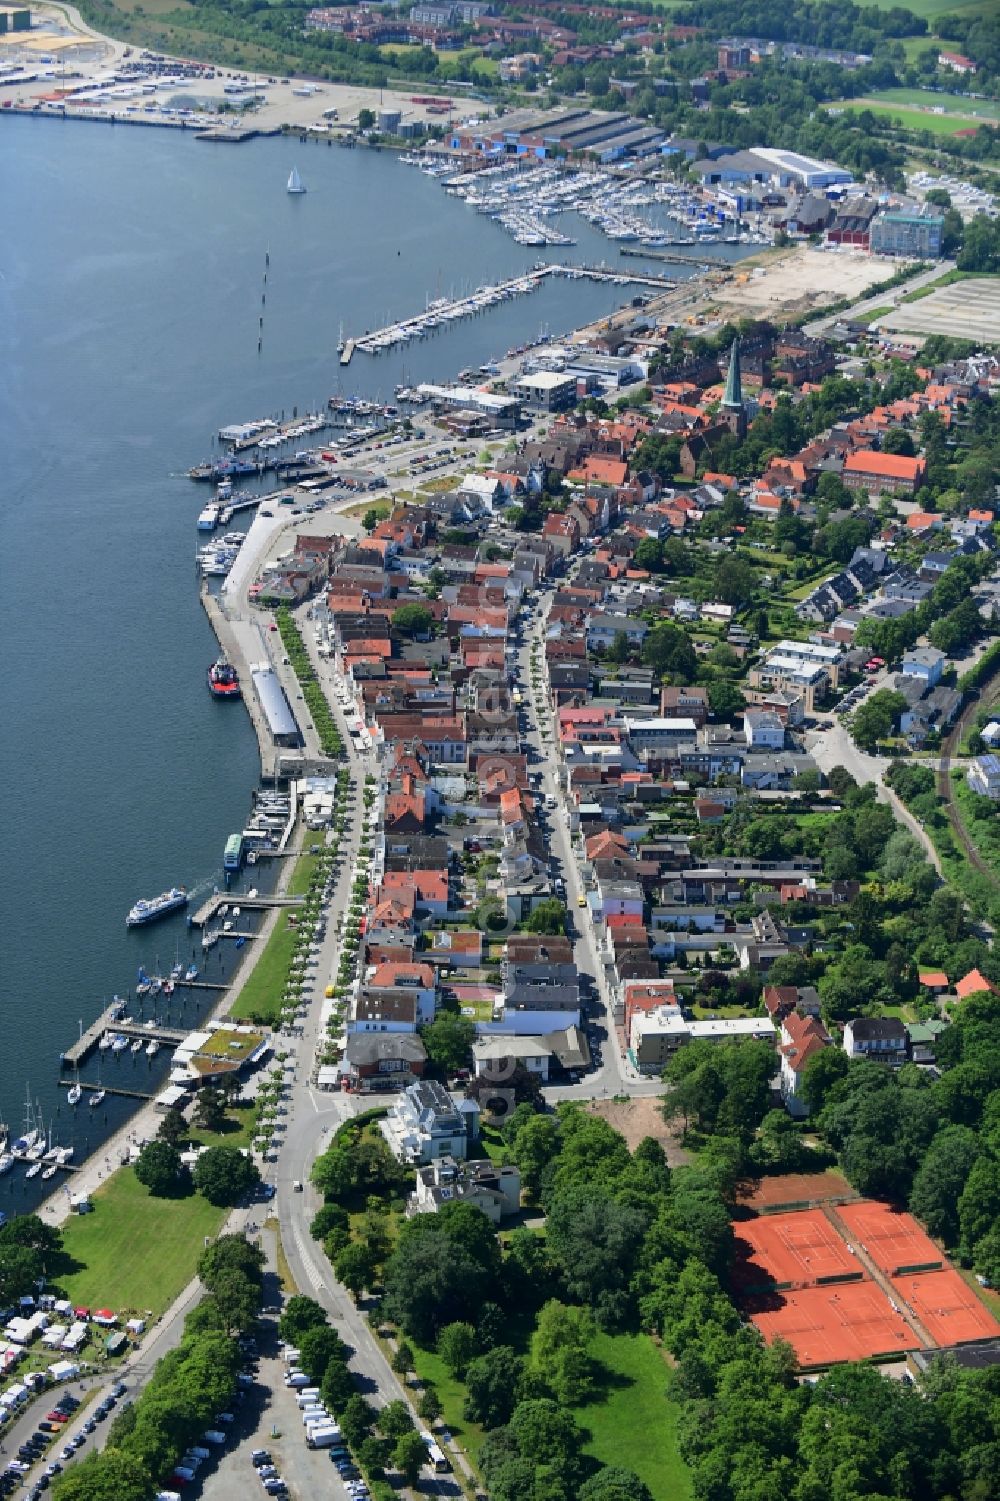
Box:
[745,1282,918,1368]
[839,98,995,136]
[891,1270,1000,1346]
[873,88,1000,121]
[838,1202,945,1276]
[734,1209,861,1290]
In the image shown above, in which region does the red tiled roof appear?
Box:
[844,450,925,481]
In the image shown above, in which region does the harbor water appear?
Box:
[0,119,750,1207]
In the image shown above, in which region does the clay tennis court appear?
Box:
[837,1202,944,1276]
[734,1209,861,1290]
[746,1281,918,1367]
[739,1171,856,1213]
[891,1270,1000,1347]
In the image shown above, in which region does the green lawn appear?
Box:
[228,911,297,1023]
[287,845,322,896]
[409,1326,691,1498]
[574,1332,692,1501]
[56,1168,226,1317]
[187,1102,259,1152]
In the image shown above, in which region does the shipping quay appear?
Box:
[344,261,675,361]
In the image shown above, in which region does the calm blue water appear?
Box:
[0,119,742,1203]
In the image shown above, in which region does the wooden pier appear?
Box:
[58,1080,154,1103]
[201,930,259,952]
[61,1006,190,1069]
[190,891,305,927]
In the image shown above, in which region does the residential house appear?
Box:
[901,647,946,689]
[408,1157,521,1222]
[380,1079,480,1165]
[744,710,785,750]
[955,967,997,999]
[778,1010,832,1117]
[341,1034,428,1094]
[843,1017,908,1062]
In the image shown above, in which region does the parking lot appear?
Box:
[4,1382,129,1501]
[198,1323,354,1501]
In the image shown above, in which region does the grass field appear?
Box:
[287,845,321,896]
[409,1325,691,1498]
[574,1333,692,1501]
[855,0,994,16]
[56,1169,226,1317]
[872,87,1000,121]
[839,99,992,136]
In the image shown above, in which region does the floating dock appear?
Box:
[340,339,356,367]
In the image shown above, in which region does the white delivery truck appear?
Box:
[306,1425,343,1450]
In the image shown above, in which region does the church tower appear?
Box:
[720,336,747,439]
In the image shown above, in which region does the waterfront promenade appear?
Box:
[34,493,364,1228]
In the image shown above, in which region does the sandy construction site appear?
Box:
[714,245,896,316]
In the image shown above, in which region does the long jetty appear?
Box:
[348,262,676,358]
[619,244,733,270]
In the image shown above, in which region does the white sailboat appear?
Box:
[287,166,306,195]
[89,1061,106,1110]
[67,1067,82,1107]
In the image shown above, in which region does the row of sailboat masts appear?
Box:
[9,1084,82,1165]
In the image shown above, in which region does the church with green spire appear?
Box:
[720,336,747,438]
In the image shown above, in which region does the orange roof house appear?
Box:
[906,511,943,532]
[578,455,629,488]
[955,968,997,1000]
[586,829,629,861]
[918,971,949,992]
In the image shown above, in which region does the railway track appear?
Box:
[936,669,1000,892]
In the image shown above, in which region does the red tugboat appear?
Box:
[207,656,241,699]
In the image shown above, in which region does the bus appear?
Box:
[420,1433,449,1474]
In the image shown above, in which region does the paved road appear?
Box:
[806,719,945,876]
[515,584,662,1100]
[803,259,957,337]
